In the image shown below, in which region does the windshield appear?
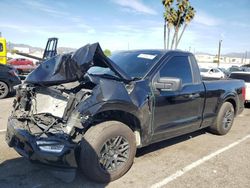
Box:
[88,51,164,79]
[199,68,209,72]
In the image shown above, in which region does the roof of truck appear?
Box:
[113,49,192,56]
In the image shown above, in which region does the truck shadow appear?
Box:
[136,129,207,157]
[0,158,108,188]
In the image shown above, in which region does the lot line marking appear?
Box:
[0,129,6,133]
[151,134,250,188]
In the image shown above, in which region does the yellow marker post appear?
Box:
[0,37,7,64]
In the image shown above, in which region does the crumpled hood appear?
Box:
[25,43,131,86]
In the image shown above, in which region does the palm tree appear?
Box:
[172,0,189,49]
[176,6,195,48]
[162,0,195,50]
[162,0,174,49]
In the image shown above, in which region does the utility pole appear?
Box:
[164,21,166,50]
[0,32,2,37]
[245,51,248,64]
[246,51,248,64]
[217,40,222,67]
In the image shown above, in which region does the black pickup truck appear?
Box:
[6,43,245,183]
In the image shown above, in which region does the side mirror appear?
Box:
[154,77,182,91]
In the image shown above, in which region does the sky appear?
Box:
[0,0,249,54]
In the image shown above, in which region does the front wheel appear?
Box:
[80,121,136,183]
[209,102,235,135]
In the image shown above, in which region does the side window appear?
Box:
[159,56,193,84]
[189,55,201,84]
[0,43,3,52]
[214,69,219,73]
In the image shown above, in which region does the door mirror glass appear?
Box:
[154,77,182,91]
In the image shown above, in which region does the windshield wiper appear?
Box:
[100,73,120,79]
[89,73,119,80]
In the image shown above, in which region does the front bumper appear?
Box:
[5,118,78,169]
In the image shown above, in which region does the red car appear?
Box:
[8,58,36,74]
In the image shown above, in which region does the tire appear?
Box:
[0,81,9,99]
[209,102,235,135]
[80,121,136,183]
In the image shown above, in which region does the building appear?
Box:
[13,47,30,53]
[195,54,250,69]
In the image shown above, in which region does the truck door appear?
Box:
[151,55,205,141]
[0,38,7,64]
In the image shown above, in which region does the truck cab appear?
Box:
[0,37,7,65]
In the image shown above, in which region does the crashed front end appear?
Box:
[5,43,131,170]
[6,83,92,168]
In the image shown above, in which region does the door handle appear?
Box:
[191,93,200,98]
[183,93,200,99]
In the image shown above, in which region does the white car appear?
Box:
[229,72,250,103]
[200,68,225,78]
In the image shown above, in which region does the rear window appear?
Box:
[230,73,250,82]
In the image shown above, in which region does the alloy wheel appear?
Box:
[0,81,8,98]
[99,135,130,172]
[222,109,234,129]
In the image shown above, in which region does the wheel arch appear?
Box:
[0,79,10,89]
[218,92,238,115]
[225,98,236,114]
[92,109,141,131]
[91,109,143,147]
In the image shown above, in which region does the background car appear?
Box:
[0,64,21,99]
[227,66,250,75]
[218,67,230,78]
[229,72,250,103]
[228,66,244,73]
[200,67,225,78]
[8,58,36,75]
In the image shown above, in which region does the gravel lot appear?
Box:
[0,96,250,188]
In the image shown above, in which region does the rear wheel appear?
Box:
[0,81,9,99]
[209,102,235,135]
[80,121,136,183]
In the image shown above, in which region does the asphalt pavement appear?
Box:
[0,97,250,188]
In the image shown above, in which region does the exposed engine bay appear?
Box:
[12,81,94,143]
[9,42,131,145]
